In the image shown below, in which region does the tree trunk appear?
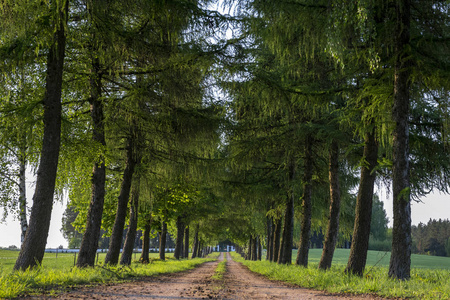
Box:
[104,135,137,265]
[252,235,257,261]
[77,57,106,268]
[278,194,294,264]
[319,140,341,270]
[139,215,151,263]
[278,160,295,265]
[192,224,199,259]
[14,1,68,271]
[184,225,189,259]
[345,129,378,276]
[18,152,27,244]
[248,237,253,260]
[120,178,140,265]
[174,216,184,259]
[272,217,282,262]
[296,137,313,267]
[389,0,412,281]
[159,221,167,260]
[198,242,203,258]
[257,236,262,261]
[266,216,272,261]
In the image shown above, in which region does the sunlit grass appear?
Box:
[232,252,450,300]
[0,249,212,299]
[302,248,450,270]
[212,258,227,280]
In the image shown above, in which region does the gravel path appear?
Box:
[21,252,388,299]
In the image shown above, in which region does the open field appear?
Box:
[0,250,173,273]
[234,250,450,300]
[0,250,209,299]
[303,248,450,270]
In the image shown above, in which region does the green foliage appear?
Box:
[370,195,389,241]
[368,237,392,252]
[412,219,450,257]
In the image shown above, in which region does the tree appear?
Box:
[318,140,341,270]
[75,0,107,267]
[389,0,412,280]
[370,195,389,241]
[120,176,140,265]
[345,128,378,276]
[296,137,313,267]
[104,130,139,265]
[61,205,83,249]
[14,0,69,271]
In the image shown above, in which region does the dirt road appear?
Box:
[25,253,387,299]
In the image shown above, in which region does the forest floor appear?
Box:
[19,252,390,300]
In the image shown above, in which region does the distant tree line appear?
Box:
[412,219,450,257]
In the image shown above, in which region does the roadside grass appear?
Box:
[0,250,211,299]
[212,257,227,280]
[231,251,450,299]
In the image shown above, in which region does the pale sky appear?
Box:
[1,186,449,249]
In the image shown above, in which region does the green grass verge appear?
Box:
[0,250,212,299]
[231,252,450,299]
[212,258,227,280]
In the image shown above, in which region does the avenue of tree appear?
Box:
[0,0,449,282]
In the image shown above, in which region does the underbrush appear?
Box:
[0,257,214,299]
[230,253,450,300]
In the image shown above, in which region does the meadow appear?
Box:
[234,249,450,299]
[0,249,213,299]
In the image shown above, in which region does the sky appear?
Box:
[1,184,449,249]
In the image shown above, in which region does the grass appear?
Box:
[232,250,450,299]
[303,248,450,270]
[0,249,212,299]
[0,250,174,272]
[212,257,227,280]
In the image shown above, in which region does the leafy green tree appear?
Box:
[12,0,69,271]
[61,205,83,249]
[370,195,389,241]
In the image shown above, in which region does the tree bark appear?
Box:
[191,224,199,259]
[252,235,257,261]
[345,129,378,276]
[389,0,412,281]
[319,140,341,270]
[18,152,27,244]
[77,57,106,268]
[120,178,140,265]
[296,137,313,267]
[257,236,262,261]
[104,135,137,265]
[278,187,294,264]
[139,215,151,263]
[174,216,184,259]
[272,216,282,262]
[184,225,189,259]
[266,216,273,261]
[247,236,253,260]
[14,0,68,271]
[159,221,167,260]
